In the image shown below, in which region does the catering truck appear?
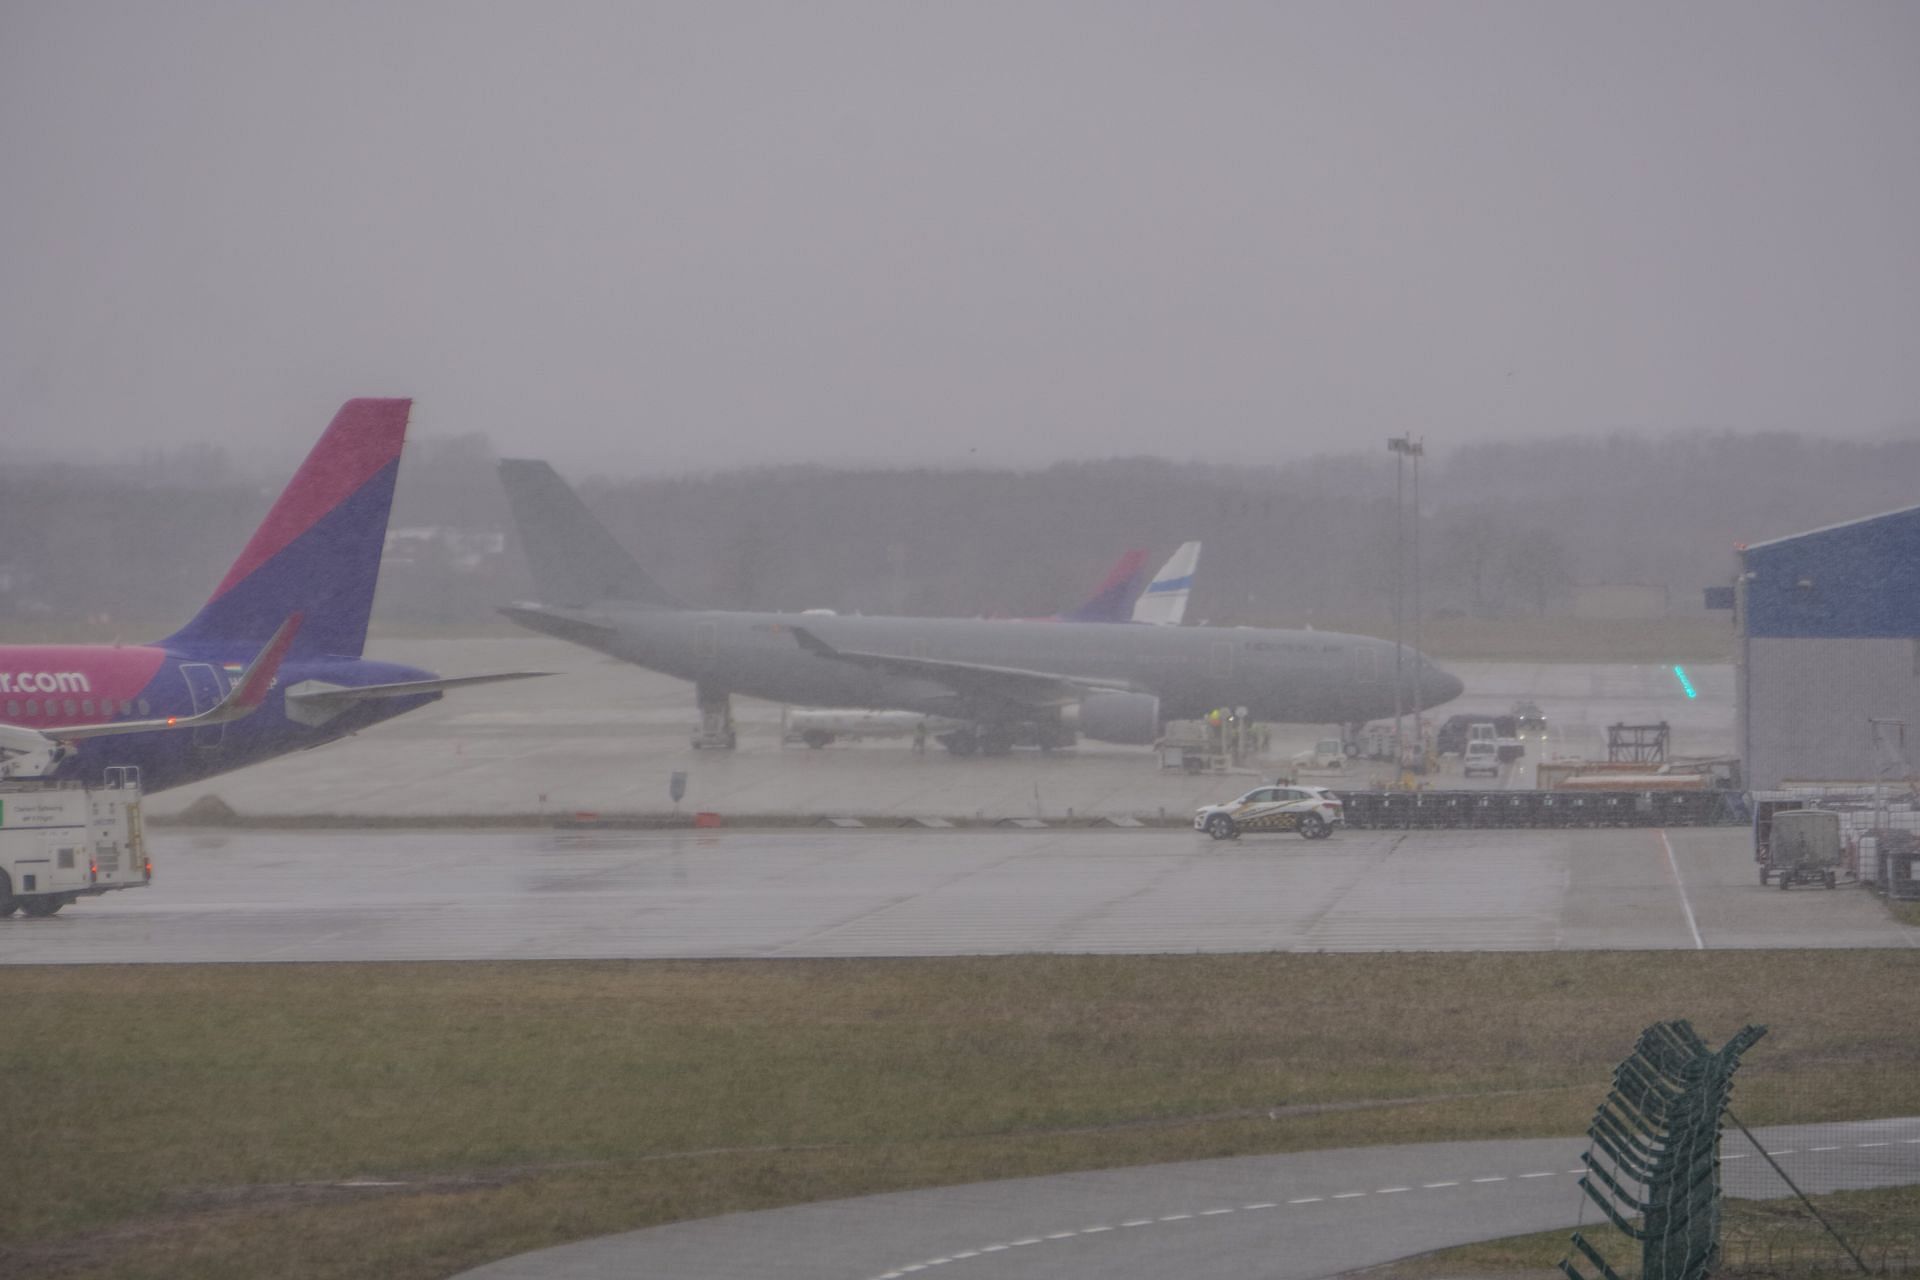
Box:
[0,767,151,918]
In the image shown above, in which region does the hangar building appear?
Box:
[1738,503,1920,789]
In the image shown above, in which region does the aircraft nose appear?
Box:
[1423,664,1465,708]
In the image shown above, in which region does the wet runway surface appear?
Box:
[4,824,1911,964]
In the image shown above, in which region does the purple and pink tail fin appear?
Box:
[162,398,410,659]
[1061,549,1149,623]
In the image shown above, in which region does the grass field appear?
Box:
[1361,1185,1920,1279]
[4,951,1917,1280]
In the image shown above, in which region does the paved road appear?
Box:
[3,824,1911,964]
[456,1118,1920,1280]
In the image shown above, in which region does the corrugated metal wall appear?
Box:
[1739,504,1920,788]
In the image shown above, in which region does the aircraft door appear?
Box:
[178,663,227,748]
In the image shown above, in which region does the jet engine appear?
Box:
[1073,690,1161,745]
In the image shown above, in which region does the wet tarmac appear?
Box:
[143,638,1736,823]
[3,822,1910,965]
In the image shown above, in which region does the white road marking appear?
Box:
[1659,829,1706,950]
[862,1133,1920,1280]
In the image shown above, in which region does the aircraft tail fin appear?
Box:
[161,399,409,659]
[1132,541,1201,625]
[498,459,679,609]
[1060,549,1149,623]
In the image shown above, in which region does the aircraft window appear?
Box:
[121,700,134,714]
[138,699,151,716]
[5,701,16,717]
[65,699,78,716]
[82,699,95,715]
[25,700,38,717]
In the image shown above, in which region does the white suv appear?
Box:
[1463,739,1501,778]
[1194,785,1343,841]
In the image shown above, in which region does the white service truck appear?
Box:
[0,767,151,918]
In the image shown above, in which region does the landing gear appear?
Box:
[978,726,1014,756]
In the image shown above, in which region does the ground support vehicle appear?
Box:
[1463,740,1501,778]
[0,768,150,918]
[1757,808,1842,889]
[782,708,964,749]
[1194,785,1342,840]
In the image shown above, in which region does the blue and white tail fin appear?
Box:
[1132,541,1201,626]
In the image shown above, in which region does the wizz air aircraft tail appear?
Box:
[163,399,408,660]
[1132,541,1201,626]
[0,399,542,791]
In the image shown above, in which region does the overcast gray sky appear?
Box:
[3,2,1916,474]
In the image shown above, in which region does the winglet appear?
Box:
[231,613,303,711]
[789,625,838,659]
[48,614,301,742]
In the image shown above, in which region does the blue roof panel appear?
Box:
[1743,503,1920,638]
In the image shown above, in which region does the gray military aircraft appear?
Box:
[497,460,1464,755]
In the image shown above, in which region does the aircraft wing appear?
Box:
[789,626,1137,710]
[45,614,303,742]
[284,670,549,716]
